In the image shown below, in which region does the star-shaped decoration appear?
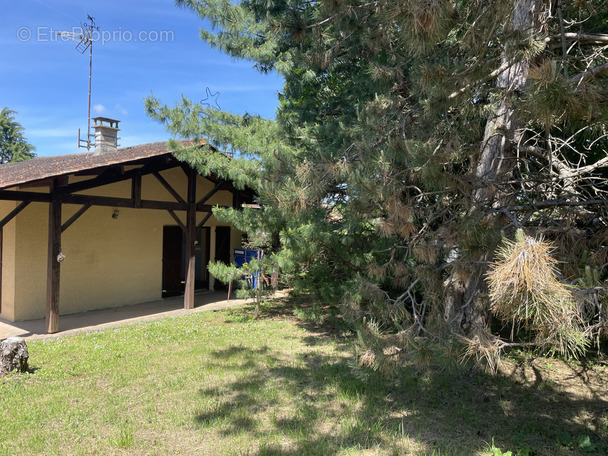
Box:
[200,87,221,111]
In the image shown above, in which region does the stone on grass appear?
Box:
[0,337,29,376]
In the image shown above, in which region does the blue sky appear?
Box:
[0,0,283,157]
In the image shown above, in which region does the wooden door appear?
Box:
[214,226,231,290]
[195,227,211,289]
[162,226,183,297]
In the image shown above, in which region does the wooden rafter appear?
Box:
[61,203,91,233]
[197,180,225,206]
[62,156,177,195]
[167,209,186,234]
[152,171,185,203]
[196,211,213,234]
[0,201,30,230]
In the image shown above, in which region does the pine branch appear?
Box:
[575,154,608,176]
[544,33,608,46]
[306,2,379,30]
[519,141,608,178]
[492,198,607,213]
[556,0,568,79]
[574,286,608,296]
[448,60,511,99]
[570,62,608,85]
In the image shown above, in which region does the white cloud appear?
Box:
[115,103,128,116]
[93,104,106,114]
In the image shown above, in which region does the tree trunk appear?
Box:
[444,0,544,334]
[444,263,490,334]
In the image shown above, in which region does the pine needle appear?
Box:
[487,229,588,358]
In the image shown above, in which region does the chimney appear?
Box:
[92,117,120,155]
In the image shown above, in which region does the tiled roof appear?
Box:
[0,140,196,189]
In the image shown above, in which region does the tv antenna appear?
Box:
[57,15,99,150]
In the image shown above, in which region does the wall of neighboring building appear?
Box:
[6,167,241,321]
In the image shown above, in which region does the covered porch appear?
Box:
[0,290,254,341]
[0,130,254,333]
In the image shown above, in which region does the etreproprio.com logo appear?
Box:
[17,26,175,44]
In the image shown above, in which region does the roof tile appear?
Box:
[0,140,195,189]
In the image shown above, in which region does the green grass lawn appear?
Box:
[1,299,607,455]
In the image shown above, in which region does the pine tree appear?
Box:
[0,108,36,163]
[148,0,608,366]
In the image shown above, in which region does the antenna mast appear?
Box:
[58,15,98,150]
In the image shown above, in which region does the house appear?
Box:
[0,117,252,333]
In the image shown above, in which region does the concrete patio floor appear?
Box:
[0,291,256,341]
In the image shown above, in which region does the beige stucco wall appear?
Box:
[2,167,241,321]
[0,200,17,321]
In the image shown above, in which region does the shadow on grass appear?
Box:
[202,297,608,455]
[225,295,352,347]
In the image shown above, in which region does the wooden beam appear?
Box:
[196,202,221,212]
[196,211,213,234]
[232,188,242,209]
[184,168,197,310]
[62,193,188,211]
[203,174,222,185]
[46,186,62,333]
[64,165,124,193]
[73,169,105,177]
[0,190,51,203]
[63,157,178,194]
[0,227,3,315]
[167,209,186,234]
[19,176,67,188]
[0,201,30,230]
[61,203,91,233]
[0,189,224,213]
[153,171,185,203]
[180,163,193,178]
[132,172,142,208]
[197,180,225,206]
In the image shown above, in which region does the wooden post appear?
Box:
[232,189,241,210]
[131,171,142,208]
[184,168,196,310]
[0,228,3,315]
[46,186,62,333]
